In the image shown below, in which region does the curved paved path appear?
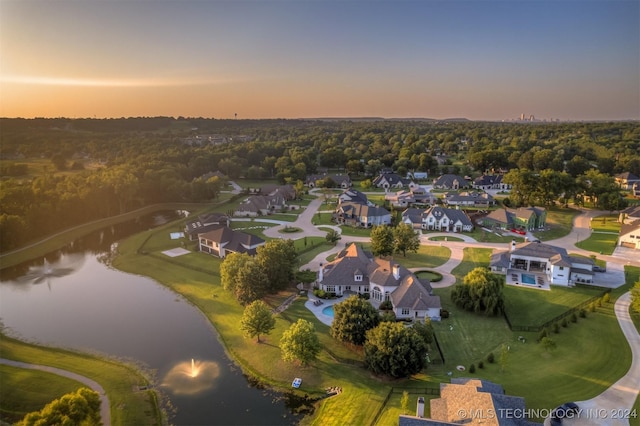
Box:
[561,292,640,426]
[0,358,111,426]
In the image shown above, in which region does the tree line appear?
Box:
[2,118,638,252]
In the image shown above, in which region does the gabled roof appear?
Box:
[424,206,473,226]
[338,202,391,219]
[391,275,440,310]
[621,220,640,237]
[338,189,369,205]
[616,172,640,181]
[373,172,412,187]
[320,243,373,287]
[473,175,503,186]
[444,191,494,204]
[199,226,265,254]
[433,174,468,188]
[402,208,424,225]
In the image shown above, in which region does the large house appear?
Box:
[399,378,534,426]
[472,174,511,191]
[401,206,474,232]
[482,207,546,231]
[198,225,265,258]
[385,188,437,208]
[373,172,415,190]
[317,243,441,321]
[443,191,495,207]
[614,172,640,191]
[334,202,392,227]
[334,189,392,227]
[490,241,595,286]
[184,212,230,241]
[305,173,352,189]
[619,205,640,225]
[432,174,469,190]
[619,221,640,250]
[234,193,287,217]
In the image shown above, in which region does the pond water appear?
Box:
[0,215,303,425]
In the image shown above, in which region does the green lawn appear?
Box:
[503,285,604,328]
[0,365,83,424]
[575,215,621,255]
[0,335,161,425]
[534,206,581,241]
[450,248,493,280]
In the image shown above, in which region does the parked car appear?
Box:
[593,265,606,272]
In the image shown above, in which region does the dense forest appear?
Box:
[1,117,638,251]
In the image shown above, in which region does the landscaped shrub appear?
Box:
[379,300,393,311]
[313,289,326,299]
[579,309,587,318]
[487,352,495,363]
[469,363,476,373]
[570,313,577,323]
[589,302,597,312]
[478,361,484,369]
[603,293,611,304]
[561,318,568,328]
[440,309,449,319]
[552,323,560,334]
[538,328,549,342]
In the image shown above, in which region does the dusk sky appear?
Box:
[1,0,638,121]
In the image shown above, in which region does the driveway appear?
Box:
[555,292,640,426]
[0,358,111,425]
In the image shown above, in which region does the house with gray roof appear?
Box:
[619,205,640,225]
[184,212,230,241]
[472,174,511,191]
[198,225,265,258]
[234,192,288,217]
[317,243,441,321]
[402,206,473,232]
[490,241,595,286]
[373,172,415,190]
[482,207,546,231]
[386,188,437,208]
[399,378,537,426]
[305,173,352,189]
[432,174,469,190]
[444,191,495,207]
[334,202,392,227]
[619,221,640,250]
[338,188,371,205]
[614,172,640,190]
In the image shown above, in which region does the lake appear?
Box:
[0,216,302,425]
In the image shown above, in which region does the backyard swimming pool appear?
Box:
[521,273,536,285]
[322,305,334,317]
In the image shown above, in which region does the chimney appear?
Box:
[318,263,324,282]
[510,239,517,252]
[416,397,425,418]
[392,263,400,280]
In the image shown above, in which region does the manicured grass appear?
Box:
[469,228,515,243]
[576,232,619,255]
[503,285,604,328]
[415,271,443,282]
[0,335,161,425]
[427,236,465,242]
[0,364,83,423]
[535,206,581,241]
[590,215,622,232]
[450,248,493,280]
[351,243,451,269]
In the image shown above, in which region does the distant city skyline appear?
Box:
[1,0,638,121]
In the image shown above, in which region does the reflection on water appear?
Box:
[14,255,85,288]
[161,358,221,395]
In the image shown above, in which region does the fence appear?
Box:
[504,288,611,333]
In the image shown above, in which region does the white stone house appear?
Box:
[418,206,474,232]
[490,241,595,286]
[317,243,441,321]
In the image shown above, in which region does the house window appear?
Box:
[372,287,382,302]
[559,266,564,271]
[401,308,410,315]
[326,285,335,292]
[354,274,362,282]
[345,286,351,291]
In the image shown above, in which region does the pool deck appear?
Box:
[305,296,346,326]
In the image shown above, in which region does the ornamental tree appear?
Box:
[330,295,380,346]
[364,321,427,378]
[280,319,321,366]
[240,300,276,343]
